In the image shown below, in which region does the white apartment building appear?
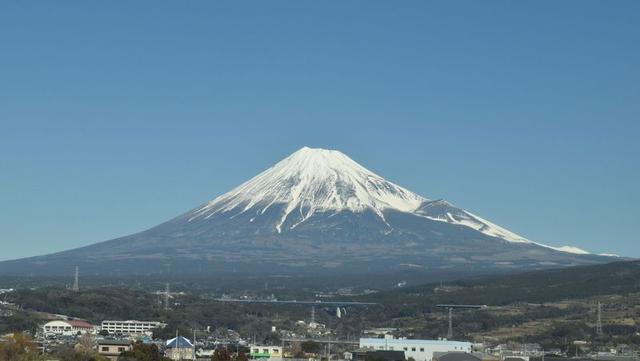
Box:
[100,320,166,335]
[359,337,473,361]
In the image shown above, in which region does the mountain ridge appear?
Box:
[0,146,614,276]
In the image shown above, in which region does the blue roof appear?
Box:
[166,336,193,348]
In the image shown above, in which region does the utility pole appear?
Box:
[447,307,453,339]
[165,283,170,311]
[72,266,79,292]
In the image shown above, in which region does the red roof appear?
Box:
[66,320,95,328]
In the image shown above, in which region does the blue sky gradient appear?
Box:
[1,1,639,260]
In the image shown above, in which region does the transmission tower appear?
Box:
[72,266,79,292]
[596,301,603,335]
[436,304,484,340]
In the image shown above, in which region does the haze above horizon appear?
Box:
[0,1,638,260]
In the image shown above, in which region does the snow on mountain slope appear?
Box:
[548,245,590,254]
[187,146,590,254]
[188,146,426,232]
[415,200,530,243]
[415,200,591,255]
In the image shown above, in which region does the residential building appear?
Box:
[249,345,283,359]
[97,339,133,361]
[165,336,194,361]
[100,320,166,336]
[359,337,473,361]
[42,319,97,336]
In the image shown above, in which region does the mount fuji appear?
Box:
[0,147,614,276]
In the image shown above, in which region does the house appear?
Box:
[165,336,194,361]
[97,339,133,361]
[249,344,283,359]
[42,319,97,336]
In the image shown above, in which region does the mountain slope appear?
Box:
[0,147,614,276]
[358,259,640,306]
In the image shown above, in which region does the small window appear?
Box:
[404,347,408,351]
[420,348,424,352]
[101,347,109,352]
[118,347,125,352]
[412,348,416,351]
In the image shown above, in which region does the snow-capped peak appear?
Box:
[189,147,427,231]
[187,146,597,255]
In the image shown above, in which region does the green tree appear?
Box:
[301,340,321,354]
[262,332,281,346]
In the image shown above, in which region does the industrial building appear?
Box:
[359,337,473,361]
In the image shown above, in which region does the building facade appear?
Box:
[165,336,194,361]
[359,337,473,361]
[97,339,133,361]
[42,320,97,336]
[249,345,283,359]
[100,320,166,336]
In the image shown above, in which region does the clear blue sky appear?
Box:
[1,1,638,261]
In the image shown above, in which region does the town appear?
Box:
[1,261,639,361]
